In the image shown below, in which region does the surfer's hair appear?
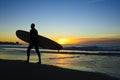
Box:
[31,23,35,28]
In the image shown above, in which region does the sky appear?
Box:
[0,0,120,44]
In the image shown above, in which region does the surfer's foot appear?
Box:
[25,61,29,64]
[37,62,41,64]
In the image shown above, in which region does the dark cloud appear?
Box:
[77,38,120,44]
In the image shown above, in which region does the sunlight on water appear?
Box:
[0,44,120,78]
[0,53,26,61]
[41,53,120,78]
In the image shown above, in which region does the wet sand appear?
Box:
[0,59,119,80]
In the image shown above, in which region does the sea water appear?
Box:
[0,44,120,79]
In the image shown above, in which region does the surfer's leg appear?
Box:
[27,44,33,63]
[35,45,41,64]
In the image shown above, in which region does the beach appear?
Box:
[0,44,120,80]
[0,59,119,80]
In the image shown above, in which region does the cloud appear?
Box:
[94,34,120,39]
[87,38,120,44]
[77,38,120,44]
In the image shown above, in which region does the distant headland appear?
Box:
[0,41,20,45]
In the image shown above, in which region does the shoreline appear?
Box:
[40,51,120,55]
[0,59,119,80]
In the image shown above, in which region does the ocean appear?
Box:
[0,44,120,79]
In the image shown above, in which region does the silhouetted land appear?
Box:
[0,59,119,80]
[0,41,20,45]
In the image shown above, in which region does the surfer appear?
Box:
[27,23,41,64]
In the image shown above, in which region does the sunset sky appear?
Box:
[0,0,120,44]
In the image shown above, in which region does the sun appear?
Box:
[56,38,80,44]
[57,38,70,44]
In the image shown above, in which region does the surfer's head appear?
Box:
[31,23,35,29]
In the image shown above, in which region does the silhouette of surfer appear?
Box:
[27,23,41,64]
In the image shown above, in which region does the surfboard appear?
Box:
[16,30,63,50]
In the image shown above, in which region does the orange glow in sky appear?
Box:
[0,34,120,45]
[56,38,70,44]
[0,0,120,45]
[56,38,80,44]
